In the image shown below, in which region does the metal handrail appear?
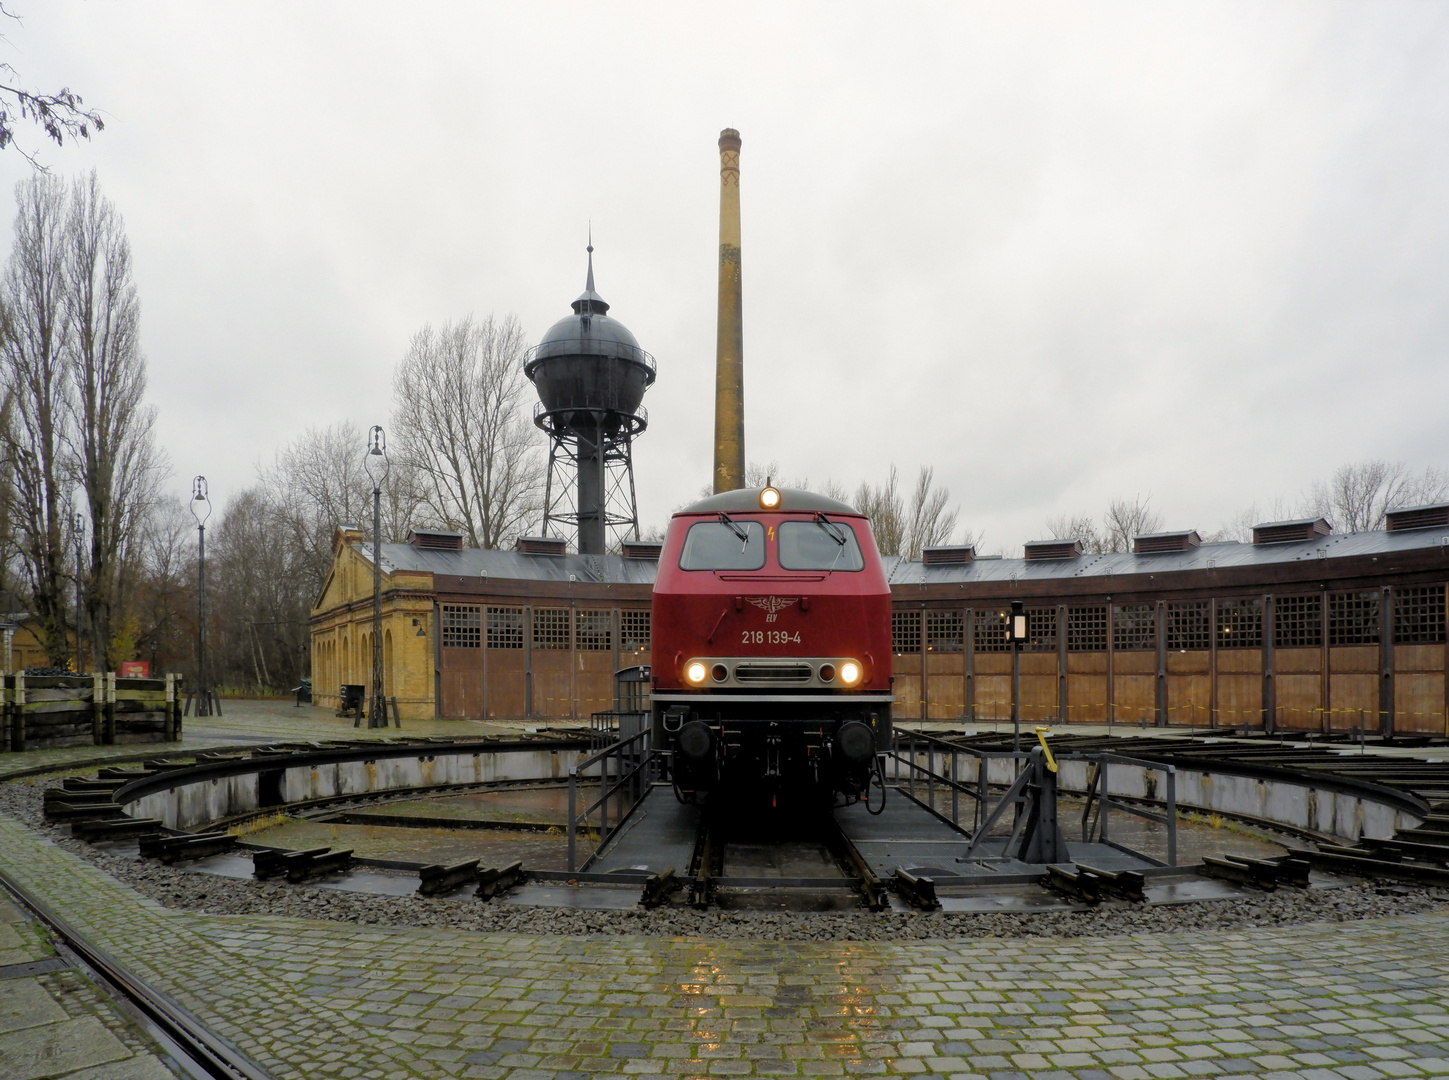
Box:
[524,339,657,377]
[1079,751,1178,867]
[567,727,654,871]
[888,730,1028,833]
[891,731,1180,867]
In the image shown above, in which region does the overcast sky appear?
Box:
[3,2,1447,553]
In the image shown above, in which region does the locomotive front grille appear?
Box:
[732,661,814,684]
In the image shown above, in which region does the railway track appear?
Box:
[657,798,890,911]
[0,866,273,1080]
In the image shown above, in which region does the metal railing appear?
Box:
[1080,751,1178,867]
[889,728,1028,833]
[567,726,655,871]
[888,730,1179,867]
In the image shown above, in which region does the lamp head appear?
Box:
[190,476,211,526]
[365,425,390,486]
[1009,600,1028,643]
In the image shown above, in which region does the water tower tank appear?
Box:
[524,246,655,554]
[524,250,655,434]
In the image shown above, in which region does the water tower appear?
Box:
[524,244,655,554]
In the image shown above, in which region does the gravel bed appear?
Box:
[4,774,1445,942]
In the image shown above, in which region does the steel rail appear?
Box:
[0,866,274,1080]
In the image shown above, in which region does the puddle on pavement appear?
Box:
[241,818,571,869]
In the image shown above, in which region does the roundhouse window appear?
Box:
[533,609,570,650]
[440,605,481,649]
[973,610,1010,653]
[620,610,651,651]
[1394,586,1446,645]
[1217,598,1263,649]
[1067,607,1107,651]
[1274,595,1320,649]
[576,611,612,651]
[1165,601,1210,651]
[925,610,963,652]
[1112,604,1155,651]
[485,607,524,650]
[1025,607,1057,652]
[1329,591,1379,646]
[892,610,921,654]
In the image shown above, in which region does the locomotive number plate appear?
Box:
[742,630,802,645]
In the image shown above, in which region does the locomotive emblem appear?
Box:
[746,596,798,622]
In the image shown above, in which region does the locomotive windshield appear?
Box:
[679,519,766,570]
[777,518,865,571]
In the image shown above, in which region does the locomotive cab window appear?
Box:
[679,519,766,570]
[777,518,864,571]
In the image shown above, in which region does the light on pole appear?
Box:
[364,426,391,728]
[1006,600,1028,752]
[73,512,86,673]
[191,477,212,717]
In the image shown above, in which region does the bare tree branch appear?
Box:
[391,313,543,549]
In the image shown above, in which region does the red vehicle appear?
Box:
[650,485,893,806]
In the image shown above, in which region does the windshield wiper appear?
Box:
[718,512,750,545]
[815,512,848,546]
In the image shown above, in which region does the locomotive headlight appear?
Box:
[685,660,708,685]
[759,485,781,509]
[839,661,862,686]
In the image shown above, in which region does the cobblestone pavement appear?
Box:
[0,895,178,1078]
[0,819,1446,1080]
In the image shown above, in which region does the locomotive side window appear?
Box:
[679,520,765,570]
[777,519,864,571]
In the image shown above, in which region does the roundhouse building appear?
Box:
[311,503,1449,735]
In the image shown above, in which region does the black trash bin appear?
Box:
[338,684,365,719]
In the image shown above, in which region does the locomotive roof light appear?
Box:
[685,660,708,685]
[759,480,781,510]
[1007,600,1028,644]
[839,660,862,686]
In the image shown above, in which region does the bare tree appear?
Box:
[1103,495,1163,553]
[391,314,542,549]
[209,488,311,693]
[0,172,72,663]
[854,465,904,556]
[1045,496,1162,553]
[262,421,377,602]
[854,465,959,559]
[905,465,959,557]
[1045,512,1103,553]
[0,6,105,166]
[1301,460,1449,533]
[65,170,165,670]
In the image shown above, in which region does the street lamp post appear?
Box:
[73,512,85,673]
[1007,600,1028,752]
[364,426,390,728]
[191,477,212,717]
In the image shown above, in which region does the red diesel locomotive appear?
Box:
[650,485,893,806]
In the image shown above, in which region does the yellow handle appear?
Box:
[1034,725,1058,773]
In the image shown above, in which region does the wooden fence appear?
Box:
[1,674,183,751]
